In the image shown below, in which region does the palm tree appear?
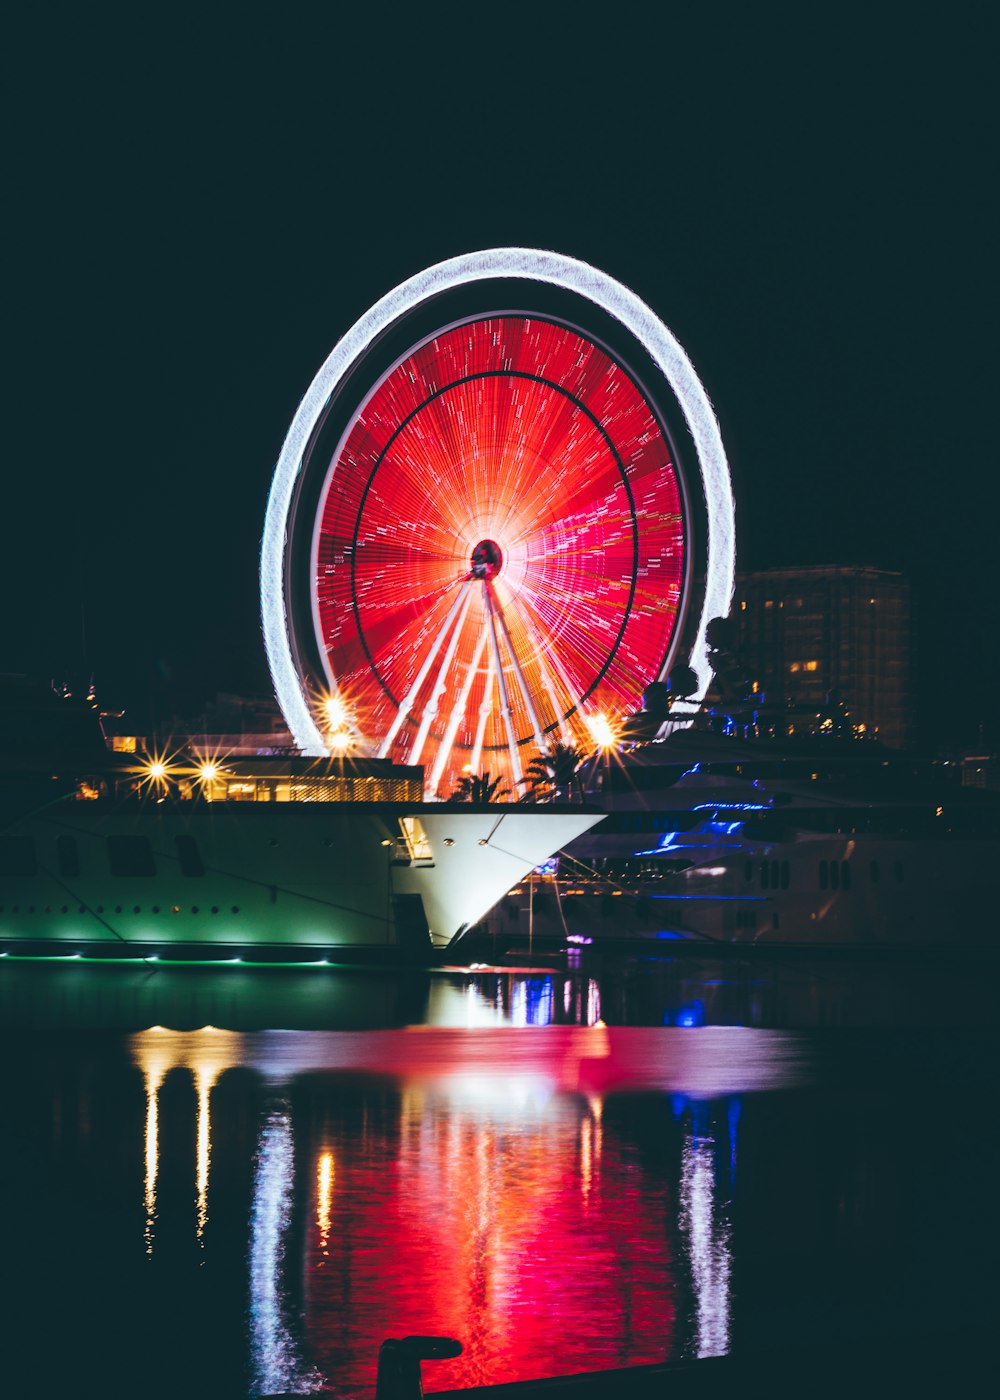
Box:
[521,743,584,803]
[451,771,510,803]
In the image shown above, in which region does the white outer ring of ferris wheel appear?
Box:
[260,247,736,757]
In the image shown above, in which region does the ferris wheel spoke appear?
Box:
[376,577,473,758]
[409,579,476,766]
[427,623,489,798]
[512,603,574,744]
[484,585,524,791]
[513,588,591,727]
[468,640,494,779]
[489,590,548,757]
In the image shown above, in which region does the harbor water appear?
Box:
[2,947,997,1398]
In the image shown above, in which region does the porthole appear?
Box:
[152,905,160,914]
[133,905,141,914]
[191,906,199,914]
[114,905,123,914]
[211,906,219,914]
[231,906,239,914]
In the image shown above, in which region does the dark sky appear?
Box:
[5,7,994,744]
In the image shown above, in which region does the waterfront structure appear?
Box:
[733,566,913,748]
[261,248,736,796]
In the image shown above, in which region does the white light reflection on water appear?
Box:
[426,974,603,1028]
[679,1123,733,1357]
[249,1106,322,1397]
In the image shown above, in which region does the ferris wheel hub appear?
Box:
[471,539,503,580]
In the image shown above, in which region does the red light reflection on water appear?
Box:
[304,1087,674,1393]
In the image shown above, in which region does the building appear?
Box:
[733,567,913,748]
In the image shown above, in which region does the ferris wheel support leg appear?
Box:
[377,578,472,759]
[485,584,525,792]
[491,595,548,756]
[409,580,476,766]
[469,641,494,778]
[429,625,489,797]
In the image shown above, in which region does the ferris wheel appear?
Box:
[262,250,735,798]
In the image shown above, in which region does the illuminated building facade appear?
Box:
[734,567,913,748]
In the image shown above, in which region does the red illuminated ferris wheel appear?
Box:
[262,251,734,797]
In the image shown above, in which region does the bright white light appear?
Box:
[585,711,618,751]
[261,248,736,755]
[321,694,350,732]
[199,763,218,782]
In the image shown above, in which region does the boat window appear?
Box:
[176,835,205,877]
[399,817,434,863]
[770,860,779,889]
[830,861,840,891]
[107,835,156,877]
[56,835,80,879]
[744,860,753,882]
[819,861,828,890]
[0,835,37,877]
[841,862,852,890]
[760,861,769,890]
[780,860,790,889]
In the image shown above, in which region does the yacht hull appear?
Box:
[0,800,602,956]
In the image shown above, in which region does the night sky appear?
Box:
[5,7,994,745]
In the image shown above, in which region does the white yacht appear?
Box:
[0,680,600,961]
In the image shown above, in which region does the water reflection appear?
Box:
[3,959,994,1400]
[316,1151,334,1256]
[132,1028,242,1254]
[124,1024,802,1395]
[6,952,997,1034]
[249,1106,320,1396]
[678,1101,733,1358]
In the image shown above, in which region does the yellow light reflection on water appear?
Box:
[316,1151,335,1255]
[131,1027,243,1255]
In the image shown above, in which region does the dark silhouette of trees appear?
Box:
[521,743,585,802]
[451,771,510,803]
